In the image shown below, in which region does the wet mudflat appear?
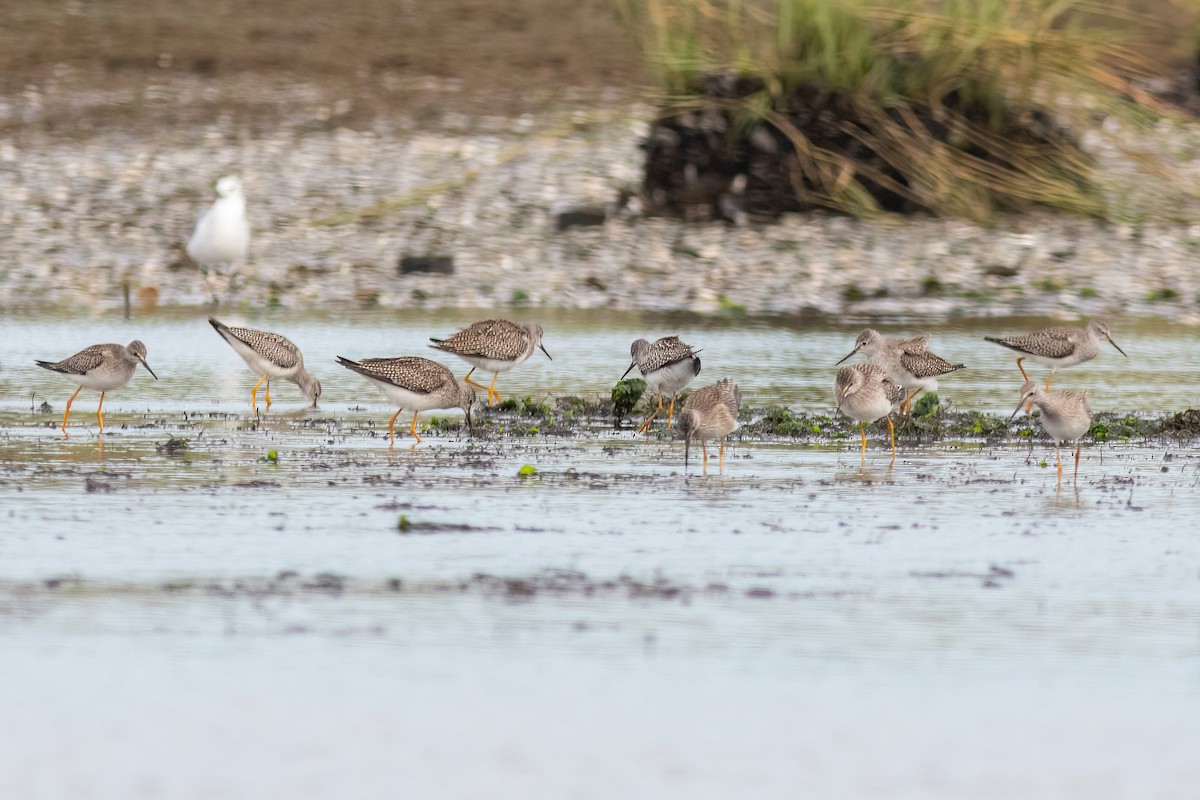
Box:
[1,310,1198,798]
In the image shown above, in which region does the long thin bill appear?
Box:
[834,347,859,366]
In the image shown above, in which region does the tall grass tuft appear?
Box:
[617,0,1171,221]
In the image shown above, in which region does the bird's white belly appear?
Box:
[839,393,892,424]
[645,359,698,396]
[897,371,938,392]
[1038,411,1089,443]
[368,379,446,413]
[452,355,521,374]
[72,368,133,392]
[1026,352,1083,370]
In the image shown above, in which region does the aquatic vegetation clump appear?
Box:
[611,378,648,421]
[620,0,1165,222]
[912,392,941,418]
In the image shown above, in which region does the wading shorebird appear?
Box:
[834,362,905,464]
[678,378,741,475]
[35,341,158,436]
[836,329,965,415]
[429,319,550,407]
[621,335,702,432]
[1010,379,1092,488]
[337,355,475,448]
[187,176,249,271]
[985,320,1126,390]
[209,318,321,415]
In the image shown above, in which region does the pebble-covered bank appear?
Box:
[2,97,1200,321]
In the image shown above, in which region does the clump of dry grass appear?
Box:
[618,0,1179,221]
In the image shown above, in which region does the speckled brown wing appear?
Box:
[339,356,453,393]
[882,377,906,405]
[717,378,741,416]
[36,345,109,375]
[898,348,965,379]
[638,336,701,375]
[986,327,1077,359]
[222,324,302,369]
[430,319,526,361]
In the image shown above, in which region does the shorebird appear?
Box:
[1010,379,1092,487]
[620,336,701,432]
[985,320,1126,390]
[208,318,321,414]
[187,176,249,270]
[337,355,475,447]
[836,329,965,414]
[429,319,550,407]
[35,341,158,436]
[834,363,905,464]
[678,378,740,475]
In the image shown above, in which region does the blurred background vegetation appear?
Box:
[4,0,1200,223]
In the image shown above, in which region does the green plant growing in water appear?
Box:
[1089,422,1109,442]
[912,392,941,418]
[612,378,647,420]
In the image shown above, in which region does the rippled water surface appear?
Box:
[1,309,1198,799]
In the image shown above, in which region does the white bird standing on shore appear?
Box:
[188,176,249,299]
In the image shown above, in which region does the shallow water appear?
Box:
[1,310,1198,798]
[3,309,1197,415]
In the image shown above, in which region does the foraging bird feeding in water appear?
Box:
[836,328,965,415]
[35,341,158,437]
[1010,379,1092,489]
[208,318,321,415]
[834,362,905,465]
[621,335,701,432]
[337,355,475,448]
[429,319,551,407]
[678,378,741,475]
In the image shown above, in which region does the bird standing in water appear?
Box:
[621,335,701,432]
[678,379,741,475]
[35,341,158,437]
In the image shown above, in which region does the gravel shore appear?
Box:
[3,88,1200,321]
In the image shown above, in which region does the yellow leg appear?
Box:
[1074,442,1081,483]
[264,380,272,410]
[638,392,664,433]
[1056,444,1063,488]
[887,415,896,464]
[487,372,502,407]
[61,386,82,436]
[409,411,422,445]
[701,442,709,475]
[719,437,725,473]
[97,392,106,434]
[666,394,677,430]
[1045,371,1054,391]
[902,389,920,416]
[859,423,867,464]
[387,408,403,449]
[462,368,492,403]
[251,374,267,415]
[1016,357,1029,381]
